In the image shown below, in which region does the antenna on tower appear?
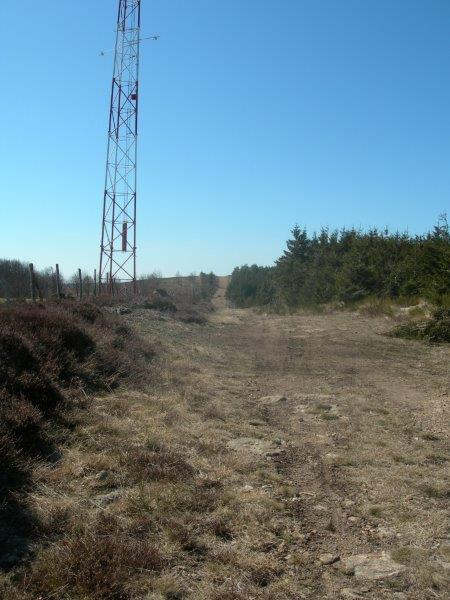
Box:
[100,33,159,56]
[99,0,144,295]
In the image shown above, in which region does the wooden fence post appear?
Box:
[29,263,36,301]
[55,264,61,299]
[78,269,83,301]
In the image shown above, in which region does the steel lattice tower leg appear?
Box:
[99,0,141,294]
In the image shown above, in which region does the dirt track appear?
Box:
[123,285,449,598]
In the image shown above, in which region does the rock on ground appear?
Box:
[336,552,406,581]
[259,394,288,405]
[227,437,273,455]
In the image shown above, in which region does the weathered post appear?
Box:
[78,269,83,301]
[55,264,61,299]
[94,269,97,296]
[29,263,36,301]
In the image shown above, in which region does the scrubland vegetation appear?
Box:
[389,306,450,343]
[0,276,220,599]
[0,302,153,578]
[0,271,448,599]
[140,271,218,323]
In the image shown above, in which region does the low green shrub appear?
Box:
[389,308,450,343]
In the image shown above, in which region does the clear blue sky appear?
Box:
[1,0,449,277]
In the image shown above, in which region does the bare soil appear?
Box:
[2,281,448,599]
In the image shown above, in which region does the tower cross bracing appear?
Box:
[99,0,141,293]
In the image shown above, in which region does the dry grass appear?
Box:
[12,515,163,600]
[1,291,448,599]
[0,302,154,577]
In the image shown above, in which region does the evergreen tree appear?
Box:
[226,217,450,310]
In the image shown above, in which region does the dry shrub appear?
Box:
[204,514,233,541]
[390,307,450,343]
[70,302,102,324]
[175,308,207,324]
[120,443,194,484]
[0,303,153,456]
[2,302,154,389]
[140,284,213,324]
[173,297,213,325]
[0,324,67,546]
[18,514,163,600]
[144,297,177,313]
[0,302,155,570]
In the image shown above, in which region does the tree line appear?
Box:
[226,216,450,309]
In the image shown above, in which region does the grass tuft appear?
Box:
[18,514,163,600]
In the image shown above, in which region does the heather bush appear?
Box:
[0,302,154,569]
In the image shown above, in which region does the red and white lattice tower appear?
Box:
[99,0,141,294]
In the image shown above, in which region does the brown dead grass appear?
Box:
[14,515,163,600]
[0,302,154,579]
[1,290,448,599]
